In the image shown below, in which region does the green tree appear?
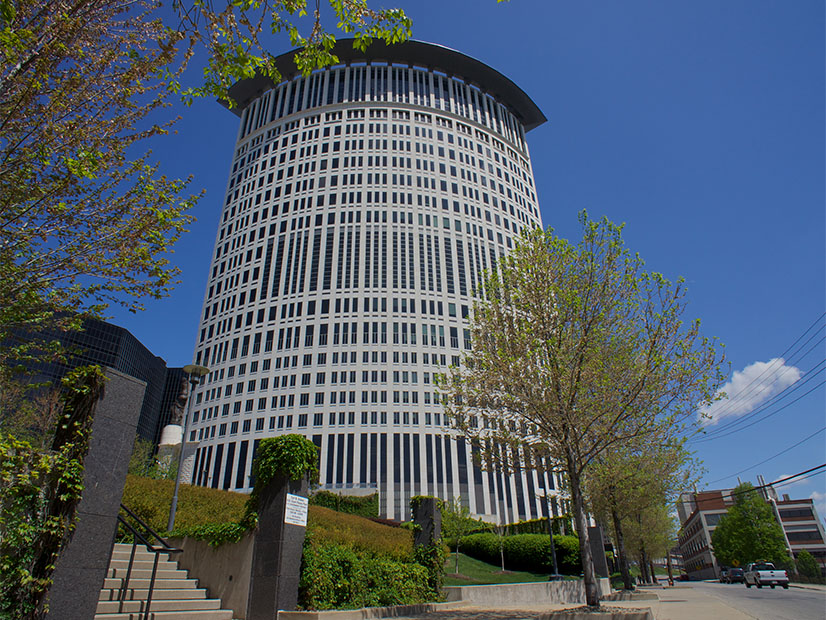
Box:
[623,502,675,583]
[710,483,791,568]
[795,549,822,581]
[441,496,477,574]
[0,0,411,370]
[445,215,725,606]
[127,437,177,481]
[586,437,699,590]
[0,0,197,370]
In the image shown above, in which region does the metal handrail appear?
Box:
[114,503,182,620]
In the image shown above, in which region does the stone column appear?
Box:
[588,524,611,579]
[412,496,442,547]
[46,369,146,620]
[246,474,309,619]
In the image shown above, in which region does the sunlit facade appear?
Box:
[186,39,562,521]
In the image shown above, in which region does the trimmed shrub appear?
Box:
[121,475,247,533]
[310,490,379,518]
[460,532,581,575]
[307,505,412,561]
[299,538,431,610]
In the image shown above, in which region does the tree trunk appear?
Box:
[500,540,505,572]
[650,559,657,584]
[455,545,460,574]
[611,507,633,591]
[568,464,600,607]
[639,546,650,584]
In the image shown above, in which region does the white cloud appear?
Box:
[810,491,826,521]
[699,358,802,426]
[773,473,806,489]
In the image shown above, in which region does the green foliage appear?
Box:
[299,537,431,610]
[170,521,251,547]
[795,550,823,582]
[412,540,446,598]
[410,494,444,513]
[173,1,412,104]
[252,434,319,484]
[710,483,791,568]
[0,366,105,619]
[459,532,581,575]
[308,505,412,560]
[506,516,573,536]
[127,437,177,481]
[121,475,248,535]
[243,434,318,525]
[310,490,378,518]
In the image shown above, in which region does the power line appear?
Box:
[773,469,826,488]
[699,337,824,436]
[694,372,824,442]
[707,426,826,484]
[695,312,824,427]
[694,359,825,442]
[684,464,826,508]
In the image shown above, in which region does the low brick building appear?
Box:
[676,483,826,580]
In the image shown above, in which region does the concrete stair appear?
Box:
[94,543,233,620]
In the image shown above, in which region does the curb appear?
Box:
[278,601,470,620]
[539,609,654,620]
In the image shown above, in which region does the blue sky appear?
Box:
[110,1,825,512]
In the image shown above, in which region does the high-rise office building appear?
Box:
[188,39,560,521]
[17,317,184,443]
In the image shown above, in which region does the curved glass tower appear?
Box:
[187,40,562,522]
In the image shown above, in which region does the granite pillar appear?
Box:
[588,525,611,579]
[412,496,442,547]
[46,369,146,620]
[246,474,309,619]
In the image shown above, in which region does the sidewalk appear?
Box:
[387,584,760,620]
[606,585,755,620]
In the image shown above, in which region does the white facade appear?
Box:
[187,40,559,521]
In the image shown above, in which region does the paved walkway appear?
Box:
[392,584,765,619]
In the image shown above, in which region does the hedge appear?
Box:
[310,491,379,518]
[299,538,432,610]
[459,532,581,575]
[121,476,436,609]
[121,475,248,533]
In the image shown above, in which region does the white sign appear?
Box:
[284,493,309,527]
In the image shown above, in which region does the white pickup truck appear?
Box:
[744,562,789,589]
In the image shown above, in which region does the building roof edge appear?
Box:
[222,39,547,131]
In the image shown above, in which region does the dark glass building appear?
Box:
[22,318,183,444]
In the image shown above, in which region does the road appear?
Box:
[688,580,826,620]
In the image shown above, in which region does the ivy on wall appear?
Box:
[0,366,106,620]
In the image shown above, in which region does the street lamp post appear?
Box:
[166,364,210,533]
[537,488,561,580]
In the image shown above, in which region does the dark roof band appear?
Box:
[224,39,546,132]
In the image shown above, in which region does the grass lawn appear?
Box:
[443,552,559,586]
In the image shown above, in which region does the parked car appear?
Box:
[719,568,729,583]
[725,568,745,583]
[744,562,789,589]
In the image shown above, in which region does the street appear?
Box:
[687,581,826,620]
